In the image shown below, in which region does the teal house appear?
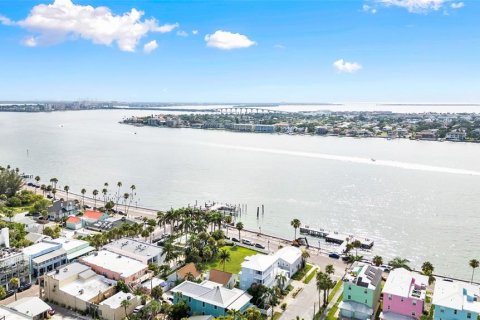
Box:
[339,262,383,320]
[432,279,480,320]
[171,280,252,317]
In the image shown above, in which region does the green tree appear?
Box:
[168,299,190,320]
[244,307,262,320]
[301,249,310,267]
[63,185,70,200]
[236,222,244,240]
[0,168,23,197]
[81,188,86,207]
[352,240,362,257]
[9,277,20,301]
[0,285,6,300]
[373,255,383,267]
[120,298,131,319]
[290,219,301,240]
[389,257,411,270]
[469,259,479,283]
[92,189,99,208]
[275,273,287,289]
[151,286,164,300]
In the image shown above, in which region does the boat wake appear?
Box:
[202,143,480,176]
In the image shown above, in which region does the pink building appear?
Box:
[79,250,150,285]
[381,268,428,320]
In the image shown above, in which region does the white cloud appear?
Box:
[143,40,158,53]
[204,30,256,50]
[15,0,178,51]
[362,4,378,13]
[0,14,14,26]
[23,36,38,47]
[333,59,362,73]
[274,44,286,49]
[192,30,198,35]
[176,30,188,37]
[450,2,464,9]
[376,0,446,13]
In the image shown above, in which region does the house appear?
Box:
[239,246,302,290]
[66,216,82,230]
[416,130,438,140]
[25,232,51,244]
[98,291,140,320]
[274,246,303,276]
[103,238,164,265]
[48,200,79,220]
[432,279,480,320]
[339,262,383,320]
[168,262,202,283]
[0,297,51,320]
[171,280,252,317]
[254,124,276,133]
[446,130,467,141]
[81,210,109,226]
[43,262,117,314]
[381,268,428,320]
[79,250,150,285]
[208,269,235,289]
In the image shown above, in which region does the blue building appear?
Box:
[171,280,252,317]
[254,124,276,133]
[432,279,480,320]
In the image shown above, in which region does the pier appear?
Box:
[300,225,374,250]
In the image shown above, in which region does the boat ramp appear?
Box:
[300,225,374,249]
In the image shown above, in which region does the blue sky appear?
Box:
[0,0,479,103]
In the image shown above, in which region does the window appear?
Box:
[401,297,404,302]
[364,289,367,294]
[202,302,205,308]
[412,312,416,317]
[387,306,390,310]
[348,295,351,300]
[365,299,368,304]
[388,294,392,300]
[214,306,217,310]
[454,310,457,315]
[440,308,444,313]
[188,298,191,302]
[348,286,352,290]
[412,300,417,306]
[467,313,471,319]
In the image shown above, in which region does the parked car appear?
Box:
[18,282,32,292]
[231,237,239,242]
[328,252,340,259]
[380,264,393,272]
[132,305,144,314]
[242,239,254,246]
[83,205,91,209]
[46,195,53,199]
[27,182,34,187]
[255,243,266,249]
[118,211,126,216]
[48,309,56,316]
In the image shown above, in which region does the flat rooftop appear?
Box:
[50,237,89,252]
[99,291,135,309]
[47,262,90,281]
[344,262,382,290]
[80,250,148,278]
[22,241,59,257]
[383,268,428,300]
[432,279,480,313]
[61,269,116,302]
[104,238,162,258]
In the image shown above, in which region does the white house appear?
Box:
[239,246,302,290]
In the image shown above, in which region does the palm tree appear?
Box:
[123,193,129,213]
[121,298,131,319]
[236,222,244,240]
[116,181,122,210]
[301,249,310,267]
[352,240,362,257]
[224,215,233,236]
[157,211,166,233]
[52,188,57,200]
[260,289,274,318]
[81,188,86,207]
[102,188,108,205]
[244,307,262,320]
[9,277,20,301]
[0,286,6,300]
[276,273,287,289]
[290,218,301,240]
[325,264,335,276]
[316,271,326,308]
[373,255,383,267]
[34,176,40,193]
[422,261,434,276]
[40,184,46,196]
[63,185,70,200]
[219,249,231,271]
[389,257,411,270]
[92,189,99,208]
[5,209,14,222]
[469,259,479,283]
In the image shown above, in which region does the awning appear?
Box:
[67,246,94,260]
[339,300,373,316]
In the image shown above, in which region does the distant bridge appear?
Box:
[212,107,290,114]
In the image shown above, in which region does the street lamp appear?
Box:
[267,240,270,252]
[318,240,321,255]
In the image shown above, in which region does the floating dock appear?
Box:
[300,225,374,249]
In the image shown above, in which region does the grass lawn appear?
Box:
[326,299,341,320]
[303,268,317,284]
[207,245,259,274]
[291,263,313,281]
[272,312,282,320]
[328,280,343,302]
